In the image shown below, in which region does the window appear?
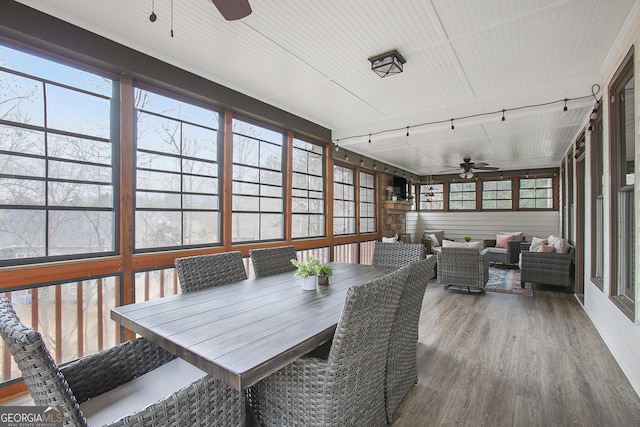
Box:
[419,184,443,210]
[0,43,115,264]
[135,88,221,250]
[590,100,604,287]
[610,50,635,316]
[359,171,376,233]
[519,178,553,209]
[449,182,476,210]
[232,118,284,242]
[291,138,324,238]
[333,165,355,235]
[482,180,512,209]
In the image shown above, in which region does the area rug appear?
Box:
[428,267,532,296]
[485,267,531,296]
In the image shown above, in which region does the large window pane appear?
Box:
[611,53,635,312]
[135,87,221,250]
[519,178,553,209]
[359,171,376,233]
[449,182,476,210]
[482,180,512,209]
[291,138,325,241]
[333,165,356,235]
[232,119,284,242]
[0,43,115,265]
[419,183,443,210]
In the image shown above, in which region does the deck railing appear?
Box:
[1,277,120,384]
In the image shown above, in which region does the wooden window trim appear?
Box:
[608,46,635,320]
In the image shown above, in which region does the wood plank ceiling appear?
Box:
[15,0,639,176]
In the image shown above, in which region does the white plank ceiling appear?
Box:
[15,0,639,176]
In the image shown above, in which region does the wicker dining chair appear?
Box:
[249,245,298,278]
[175,251,247,293]
[371,241,425,267]
[0,297,245,427]
[246,266,410,427]
[385,255,435,423]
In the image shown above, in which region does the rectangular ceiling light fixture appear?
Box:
[368,49,406,78]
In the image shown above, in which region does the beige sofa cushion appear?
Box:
[487,247,507,254]
[442,240,482,250]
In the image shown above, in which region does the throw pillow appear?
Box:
[500,231,524,241]
[553,237,571,254]
[529,241,544,252]
[381,237,397,243]
[496,234,514,248]
[547,235,571,253]
[537,244,555,253]
[427,233,440,247]
[424,230,445,246]
[531,236,548,245]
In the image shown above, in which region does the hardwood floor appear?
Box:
[4,284,640,426]
[391,284,640,426]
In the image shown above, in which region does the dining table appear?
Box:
[111,262,396,392]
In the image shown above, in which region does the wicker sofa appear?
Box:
[520,241,575,288]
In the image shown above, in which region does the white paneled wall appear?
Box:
[405,211,560,243]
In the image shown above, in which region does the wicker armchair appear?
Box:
[520,242,575,287]
[247,266,410,427]
[371,241,425,267]
[0,297,245,427]
[385,256,435,423]
[482,238,523,265]
[175,251,247,293]
[249,245,297,277]
[437,247,490,293]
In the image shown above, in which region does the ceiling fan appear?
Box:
[441,157,499,178]
[212,0,252,21]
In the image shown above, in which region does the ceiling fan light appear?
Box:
[368,49,406,78]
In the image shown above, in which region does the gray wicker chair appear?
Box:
[0,297,244,427]
[249,245,298,278]
[371,241,425,267]
[175,251,247,293]
[437,247,490,293]
[385,256,435,423]
[482,238,523,265]
[520,242,575,288]
[246,266,410,427]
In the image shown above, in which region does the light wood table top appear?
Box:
[111,262,395,391]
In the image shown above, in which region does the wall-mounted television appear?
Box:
[392,176,407,200]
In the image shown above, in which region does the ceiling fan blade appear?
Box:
[472,162,489,168]
[473,166,499,171]
[212,0,252,21]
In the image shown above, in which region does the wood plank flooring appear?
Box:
[391,284,640,426]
